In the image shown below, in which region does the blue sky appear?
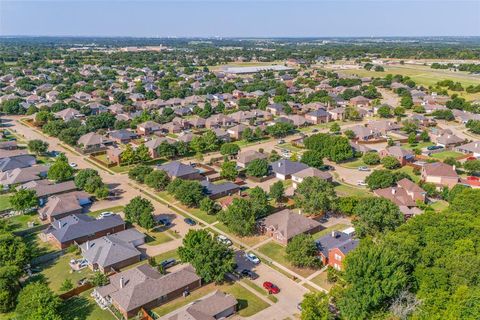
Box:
[1,1,479,37]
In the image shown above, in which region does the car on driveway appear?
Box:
[160,258,176,269]
[357,180,368,186]
[241,269,259,280]
[98,211,114,219]
[263,281,280,294]
[158,218,171,227]
[69,162,78,168]
[427,145,444,151]
[184,218,197,226]
[245,252,260,264]
[357,166,370,172]
[217,235,232,246]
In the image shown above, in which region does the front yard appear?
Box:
[214,222,268,248]
[257,241,319,278]
[394,166,421,183]
[87,206,124,218]
[151,282,269,317]
[311,223,351,239]
[429,150,464,160]
[311,271,334,291]
[334,183,372,197]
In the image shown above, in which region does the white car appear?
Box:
[69,162,78,168]
[357,180,368,186]
[98,211,114,219]
[245,252,260,264]
[217,235,232,246]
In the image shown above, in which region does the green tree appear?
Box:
[167,179,204,207]
[83,175,104,194]
[300,292,332,320]
[295,177,336,215]
[9,189,37,213]
[220,143,240,157]
[124,196,155,229]
[246,158,269,177]
[74,169,100,190]
[330,122,341,134]
[16,282,62,320]
[365,170,397,190]
[463,160,480,175]
[135,144,151,163]
[269,181,285,203]
[450,189,480,214]
[128,165,153,183]
[0,233,29,268]
[178,230,235,283]
[220,161,238,181]
[59,279,73,292]
[218,198,256,236]
[90,272,108,287]
[27,140,49,155]
[120,144,136,165]
[362,152,380,165]
[47,156,74,182]
[353,198,403,238]
[286,234,321,268]
[144,170,170,191]
[249,186,270,218]
[199,197,220,215]
[381,156,401,169]
[377,105,392,118]
[0,266,21,313]
[300,150,324,169]
[408,132,417,145]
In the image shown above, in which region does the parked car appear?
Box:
[98,211,114,219]
[69,162,78,168]
[427,145,444,151]
[184,218,197,226]
[160,258,177,269]
[158,218,172,227]
[263,281,280,294]
[217,235,232,246]
[241,269,259,280]
[358,166,370,172]
[245,252,260,264]
[357,180,368,186]
[312,129,319,133]
[277,139,285,144]
[77,278,89,286]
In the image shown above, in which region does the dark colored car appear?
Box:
[158,218,171,227]
[427,145,443,151]
[263,281,280,294]
[160,258,177,269]
[241,269,259,280]
[184,218,197,226]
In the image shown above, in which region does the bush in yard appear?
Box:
[128,165,153,183]
[246,158,269,177]
[15,282,62,320]
[286,234,321,268]
[144,170,171,191]
[381,156,401,169]
[124,196,155,229]
[10,189,37,213]
[178,230,235,283]
[59,279,73,292]
[362,152,380,165]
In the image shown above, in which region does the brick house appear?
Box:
[316,231,359,271]
[421,162,459,188]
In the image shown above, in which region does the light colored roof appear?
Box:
[170,290,237,320]
[0,165,48,186]
[270,159,308,176]
[292,167,332,181]
[237,150,267,164]
[262,209,321,241]
[423,162,459,178]
[38,191,90,219]
[78,132,112,147]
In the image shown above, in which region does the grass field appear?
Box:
[430,150,464,160]
[332,64,480,101]
[0,193,12,211]
[257,241,319,278]
[430,200,449,212]
[394,166,421,183]
[334,183,372,197]
[208,60,284,71]
[311,271,334,291]
[151,282,269,317]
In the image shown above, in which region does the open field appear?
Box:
[208,60,284,71]
[330,64,480,101]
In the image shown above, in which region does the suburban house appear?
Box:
[291,167,333,189]
[421,162,459,188]
[79,228,145,273]
[20,180,78,203]
[136,121,161,136]
[0,154,36,172]
[367,120,402,135]
[42,214,125,249]
[305,108,330,124]
[349,96,370,108]
[456,141,480,157]
[157,161,203,180]
[77,132,113,153]
[212,128,231,142]
[92,264,201,319]
[380,146,415,166]
[316,231,359,271]
[328,107,346,121]
[106,147,123,165]
[37,191,92,222]
[200,180,240,200]
[349,125,382,142]
[227,124,251,140]
[259,209,322,245]
[236,150,267,168]
[374,178,426,218]
[168,290,238,320]
[108,129,138,144]
[0,165,48,187]
[435,133,464,148]
[144,137,176,158]
[270,159,308,180]
[54,108,82,121]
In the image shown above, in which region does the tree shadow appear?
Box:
[59,295,95,320]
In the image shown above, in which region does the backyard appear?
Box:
[60,289,116,320]
[4,211,40,232]
[429,150,464,160]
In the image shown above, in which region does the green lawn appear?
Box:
[311,271,333,291]
[184,206,218,224]
[153,249,180,264]
[39,253,95,294]
[334,183,372,197]
[23,232,57,259]
[339,158,369,169]
[277,143,304,153]
[430,200,449,212]
[0,193,12,211]
[234,137,272,148]
[311,223,351,239]
[430,151,464,160]
[214,222,267,248]
[144,227,174,246]
[257,241,319,278]
[87,206,124,218]
[4,211,40,232]
[401,141,434,151]
[151,282,269,317]
[394,166,421,183]
[60,289,116,320]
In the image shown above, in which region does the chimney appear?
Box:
[391,189,396,195]
[58,221,61,229]
[453,165,456,171]
[120,277,124,289]
[278,162,281,167]
[331,231,336,238]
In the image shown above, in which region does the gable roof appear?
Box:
[157,161,199,178]
[78,132,112,147]
[21,180,77,198]
[270,159,308,176]
[262,209,321,241]
[200,180,239,197]
[316,231,359,256]
[169,290,237,320]
[0,154,36,172]
[423,162,458,178]
[0,165,48,186]
[292,167,332,181]
[38,191,90,220]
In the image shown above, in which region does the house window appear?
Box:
[334,254,342,261]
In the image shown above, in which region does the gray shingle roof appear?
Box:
[0,155,36,172]
[270,159,308,176]
[157,161,199,178]
[316,231,359,256]
[200,180,239,197]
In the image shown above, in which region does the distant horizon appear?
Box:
[1,1,479,38]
